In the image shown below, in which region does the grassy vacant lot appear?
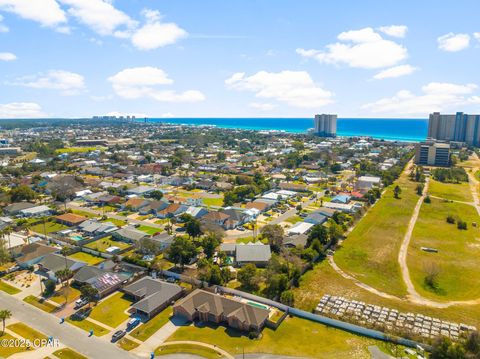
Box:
[137,225,161,235]
[156,343,222,359]
[284,215,303,224]
[166,316,376,359]
[428,179,473,202]
[71,209,97,218]
[117,337,140,351]
[52,348,88,359]
[0,280,21,294]
[292,260,480,329]
[89,292,132,327]
[101,217,126,227]
[130,307,172,341]
[66,317,110,337]
[84,237,131,253]
[23,295,57,313]
[7,322,47,341]
[68,251,104,265]
[50,286,81,304]
[335,167,418,297]
[407,198,480,301]
[56,147,104,154]
[0,332,29,357]
[202,197,224,207]
[30,220,68,234]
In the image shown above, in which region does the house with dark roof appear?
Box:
[123,277,183,318]
[4,202,36,216]
[173,289,270,333]
[38,253,87,281]
[219,242,271,267]
[303,212,327,225]
[73,266,130,298]
[138,200,169,216]
[156,203,188,219]
[78,220,118,236]
[14,242,59,268]
[112,227,149,243]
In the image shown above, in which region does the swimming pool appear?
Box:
[71,235,83,242]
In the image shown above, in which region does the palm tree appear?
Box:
[4,226,12,254]
[55,268,73,304]
[60,246,70,269]
[0,309,12,335]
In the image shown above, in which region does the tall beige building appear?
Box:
[314,114,337,137]
[428,112,480,146]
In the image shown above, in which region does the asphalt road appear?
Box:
[0,291,139,359]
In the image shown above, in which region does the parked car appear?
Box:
[127,317,141,330]
[111,330,126,342]
[74,297,89,310]
[166,277,176,283]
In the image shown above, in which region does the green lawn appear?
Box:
[0,332,29,357]
[56,147,104,154]
[50,287,81,305]
[65,317,110,337]
[137,225,161,235]
[166,316,376,359]
[156,343,222,359]
[292,259,480,330]
[89,292,132,327]
[101,217,126,227]
[0,280,21,294]
[71,210,97,219]
[52,348,88,359]
[68,251,104,265]
[84,237,131,253]
[407,198,480,301]
[30,221,68,234]
[23,295,57,313]
[7,322,47,341]
[202,197,224,207]
[335,166,418,297]
[428,179,473,202]
[284,215,303,224]
[130,307,173,341]
[117,337,140,351]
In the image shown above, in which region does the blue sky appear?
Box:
[0,0,479,118]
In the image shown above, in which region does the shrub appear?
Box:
[446,214,456,224]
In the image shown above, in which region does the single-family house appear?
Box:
[73,266,130,298]
[123,277,183,319]
[38,253,87,281]
[234,242,272,267]
[19,205,51,218]
[173,289,270,333]
[113,227,149,242]
[55,213,87,227]
[287,222,314,236]
[14,242,58,268]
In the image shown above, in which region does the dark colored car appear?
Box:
[111,330,126,342]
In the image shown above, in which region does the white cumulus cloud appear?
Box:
[378,25,408,38]
[108,66,205,103]
[474,32,480,42]
[363,82,479,115]
[0,102,46,118]
[373,64,417,80]
[12,70,85,95]
[437,33,470,52]
[0,0,67,28]
[226,70,333,108]
[297,27,407,69]
[0,52,16,61]
[59,0,136,36]
[131,9,187,50]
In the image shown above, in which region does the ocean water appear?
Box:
[144,118,428,142]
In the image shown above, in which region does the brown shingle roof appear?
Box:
[55,213,87,225]
[174,289,269,327]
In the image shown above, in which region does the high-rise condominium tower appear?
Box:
[428,112,480,146]
[314,114,337,137]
